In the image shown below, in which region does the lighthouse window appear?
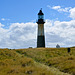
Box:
[38,15,43,19]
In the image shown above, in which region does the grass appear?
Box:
[0,49,54,75]
[0,48,75,75]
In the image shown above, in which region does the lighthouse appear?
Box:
[36,9,45,47]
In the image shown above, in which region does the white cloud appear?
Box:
[52,6,61,10]
[1,18,10,21]
[69,7,75,19]
[0,22,37,49]
[0,23,4,27]
[47,5,75,20]
[47,5,71,12]
[45,20,75,47]
[1,18,5,21]
[0,19,75,48]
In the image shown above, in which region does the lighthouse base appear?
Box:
[37,36,45,48]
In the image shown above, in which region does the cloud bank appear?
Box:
[0,19,75,48]
[0,22,37,49]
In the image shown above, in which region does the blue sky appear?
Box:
[0,0,75,24]
[0,0,75,48]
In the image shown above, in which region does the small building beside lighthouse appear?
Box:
[36,9,45,47]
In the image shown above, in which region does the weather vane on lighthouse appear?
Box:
[36,9,45,47]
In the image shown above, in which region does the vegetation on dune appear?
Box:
[0,49,54,75]
[15,48,75,75]
[46,55,75,74]
[0,48,75,75]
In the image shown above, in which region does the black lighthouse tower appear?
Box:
[36,9,45,47]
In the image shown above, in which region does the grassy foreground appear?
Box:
[0,48,75,75]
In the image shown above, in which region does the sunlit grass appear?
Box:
[0,48,75,75]
[0,49,54,75]
[15,48,75,75]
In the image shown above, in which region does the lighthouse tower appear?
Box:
[36,9,45,47]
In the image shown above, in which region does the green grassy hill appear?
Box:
[0,48,75,75]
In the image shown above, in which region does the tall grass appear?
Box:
[15,48,75,75]
[0,49,54,75]
[0,48,75,75]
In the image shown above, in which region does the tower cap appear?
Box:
[38,9,44,15]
